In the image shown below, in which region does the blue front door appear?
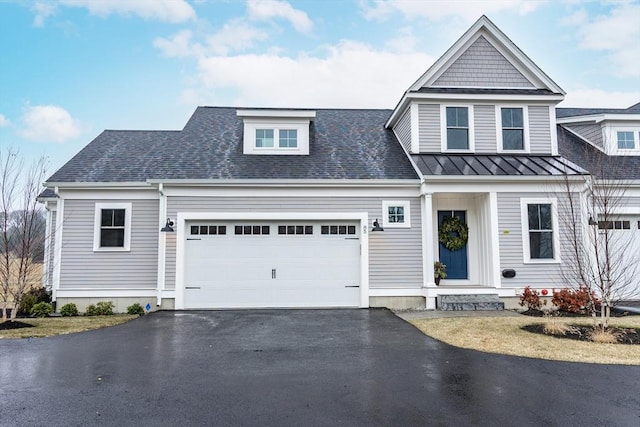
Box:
[438,210,468,280]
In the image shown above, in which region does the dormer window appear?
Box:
[237,110,314,155]
[441,105,474,152]
[617,131,635,149]
[497,106,529,152]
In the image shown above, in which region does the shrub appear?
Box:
[589,328,619,344]
[127,303,145,316]
[542,319,575,335]
[30,302,53,317]
[95,301,115,315]
[519,286,546,311]
[84,304,98,316]
[552,287,597,314]
[59,303,79,317]
[18,287,52,316]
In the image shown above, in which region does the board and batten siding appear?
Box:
[164,196,423,290]
[432,36,534,88]
[59,199,159,289]
[418,104,440,152]
[565,124,603,149]
[394,108,412,153]
[474,105,496,153]
[497,192,581,288]
[528,106,552,153]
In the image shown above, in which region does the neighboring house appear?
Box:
[40,16,636,312]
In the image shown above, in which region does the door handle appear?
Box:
[272,269,276,279]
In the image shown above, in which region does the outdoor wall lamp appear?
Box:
[161,218,175,232]
[588,216,598,226]
[371,219,384,232]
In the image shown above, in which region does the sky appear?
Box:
[0,0,639,178]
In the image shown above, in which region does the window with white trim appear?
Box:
[237,110,314,155]
[93,203,132,251]
[256,129,274,148]
[382,200,411,228]
[520,198,559,263]
[446,107,469,150]
[501,108,524,150]
[279,129,298,148]
[617,131,635,149]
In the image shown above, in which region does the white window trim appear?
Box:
[255,128,299,150]
[602,124,640,156]
[520,198,560,264]
[441,104,475,153]
[93,203,132,252]
[496,105,530,153]
[615,130,636,150]
[242,119,310,155]
[382,200,411,228]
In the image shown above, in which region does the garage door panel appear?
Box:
[183,221,361,308]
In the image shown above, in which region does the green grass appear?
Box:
[0,315,138,339]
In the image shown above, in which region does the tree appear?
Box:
[0,148,48,322]
[556,129,639,330]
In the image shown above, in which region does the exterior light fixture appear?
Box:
[588,216,598,226]
[161,218,174,232]
[372,219,384,232]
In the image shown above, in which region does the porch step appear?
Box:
[438,294,504,311]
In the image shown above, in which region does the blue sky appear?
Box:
[0,0,639,177]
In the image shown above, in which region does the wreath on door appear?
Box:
[438,216,469,251]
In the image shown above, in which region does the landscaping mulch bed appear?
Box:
[0,320,34,330]
[522,324,640,345]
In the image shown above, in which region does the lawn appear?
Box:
[0,315,138,339]
[410,315,640,365]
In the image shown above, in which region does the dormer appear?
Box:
[558,108,640,156]
[387,16,565,156]
[237,109,315,155]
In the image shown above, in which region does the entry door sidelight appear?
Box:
[437,210,468,280]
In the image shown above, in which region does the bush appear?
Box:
[59,303,79,317]
[85,301,115,316]
[30,301,53,317]
[127,303,145,316]
[18,287,51,316]
[519,286,546,311]
[552,287,597,314]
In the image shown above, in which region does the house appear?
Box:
[39,16,637,312]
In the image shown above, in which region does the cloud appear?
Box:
[154,30,200,58]
[205,19,270,55]
[0,114,9,127]
[36,0,196,24]
[360,0,544,22]
[193,40,433,108]
[569,3,640,78]
[247,0,313,32]
[19,105,82,143]
[561,89,640,109]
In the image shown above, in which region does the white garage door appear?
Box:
[599,216,640,300]
[183,221,361,308]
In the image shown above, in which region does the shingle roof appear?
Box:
[556,102,640,119]
[557,126,640,180]
[46,107,419,183]
[411,153,588,177]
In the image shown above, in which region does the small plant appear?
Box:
[588,328,619,344]
[519,286,546,311]
[127,303,145,316]
[18,287,52,316]
[96,301,115,315]
[434,262,446,285]
[30,302,53,318]
[59,303,79,317]
[542,318,574,335]
[552,287,597,314]
[84,304,98,316]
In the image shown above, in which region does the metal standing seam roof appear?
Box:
[410,153,589,177]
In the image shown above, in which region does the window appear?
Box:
[278,225,313,235]
[617,131,635,149]
[520,199,559,263]
[279,129,298,148]
[597,220,630,230]
[191,225,227,235]
[320,225,357,235]
[501,108,524,150]
[446,107,469,150]
[234,225,270,235]
[93,203,131,251]
[256,129,274,148]
[382,201,411,228]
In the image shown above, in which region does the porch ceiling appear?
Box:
[411,154,588,177]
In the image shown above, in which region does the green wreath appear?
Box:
[438,216,469,251]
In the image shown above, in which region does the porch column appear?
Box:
[421,189,436,309]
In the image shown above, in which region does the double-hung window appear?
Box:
[617,131,635,149]
[94,203,132,251]
[446,107,470,150]
[521,199,558,263]
[501,108,524,150]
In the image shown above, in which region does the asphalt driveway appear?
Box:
[1,309,639,426]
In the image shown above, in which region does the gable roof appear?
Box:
[45,107,419,184]
[408,16,564,94]
[556,102,640,119]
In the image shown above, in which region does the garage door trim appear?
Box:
[174,212,370,309]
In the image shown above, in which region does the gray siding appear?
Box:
[394,108,412,153]
[418,104,441,152]
[497,192,581,288]
[60,199,159,289]
[48,210,56,288]
[433,36,534,88]
[565,123,603,148]
[165,196,423,290]
[474,105,496,153]
[528,106,552,153]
